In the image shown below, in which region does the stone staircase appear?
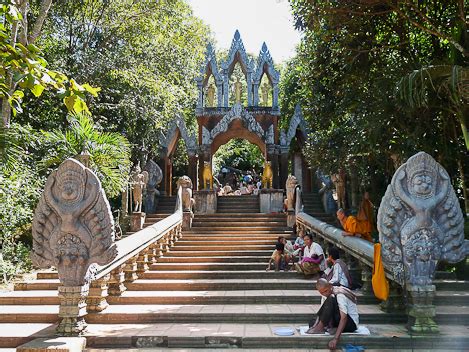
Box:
[1,196,469,350]
[302,192,336,225]
[217,194,260,213]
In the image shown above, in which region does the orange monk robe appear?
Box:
[343,216,373,242]
[357,199,375,232]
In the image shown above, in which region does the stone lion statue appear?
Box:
[262,161,273,189]
[202,161,213,190]
[176,176,193,212]
[286,175,298,211]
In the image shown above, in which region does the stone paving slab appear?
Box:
[2,323,468,349]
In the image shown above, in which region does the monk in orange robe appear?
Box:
[357,191,375,232]
[336,209,373,242]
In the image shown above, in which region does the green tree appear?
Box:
[0,0,97,127]
[41,113,131,198]
[284,0,468,212]
[19,0,209,162]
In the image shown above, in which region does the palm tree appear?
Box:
[397,64,469,215]
[397,65,468,150]
[41,113,131,198]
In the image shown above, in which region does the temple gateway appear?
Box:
[158,30,311,194]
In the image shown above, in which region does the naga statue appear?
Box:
[31,158,117,287]
[31,158,117,334]
[377,151,468,333]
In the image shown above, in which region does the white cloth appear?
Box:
[303,242,326,271]
[298,325,370,336]
[329,262,350,287]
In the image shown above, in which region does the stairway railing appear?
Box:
[86,186,184,312]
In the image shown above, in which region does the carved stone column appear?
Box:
[407,284,438,333]
[57,285,89,335]
[279,150,289,194]
[87,274,110,312]
[216,80,223,107]
[188,153,198,191]
[124,256,138,282]
[360,263,372,293]
[253,82,259,106]
[272,83,279,109]
[108,264,127,296]
[136,250,150,274]
[344,253,361,286]
[147,243,158,264]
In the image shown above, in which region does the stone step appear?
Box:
[185,227,291,231]
[164,250,272,256]
[0,290,379,306]
[195,213,285,217]
[156,255,271,262]
[216,210,261,214]
[125,279,315,291]
[192,220,287,225]
[185,230,292,234]
[15,278,469,292]
[171,245,275,251]
[181,235,289,241]
[4,304,467,325]
[173,240,278,246]
[1,323,468,350]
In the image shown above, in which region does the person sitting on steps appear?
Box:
[278,236,295,271]
[294,233,325,276]
[324,247,353,288]
[308,279,359,350]
[266,242,285,271]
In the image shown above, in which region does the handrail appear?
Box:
[94,186,183,280]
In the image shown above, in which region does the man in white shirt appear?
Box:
[294,234,326,275]
[308,279,359,349]
[325,247,352,288]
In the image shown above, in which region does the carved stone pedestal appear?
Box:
[130,212,146,231]
[287,210,295,228]
[57,285,89,336]
[182,211,193,230]
[259,189,284,213]
[407,284,439,334]
[193,190,217,214]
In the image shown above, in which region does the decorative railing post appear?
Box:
[124,255,139,282]
[377,152,469,333]
[359,263,372,293]
[87,274,110,312]
[31,159,118,335]
[108,264,127,296]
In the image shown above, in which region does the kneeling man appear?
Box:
[309,278,359,349]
